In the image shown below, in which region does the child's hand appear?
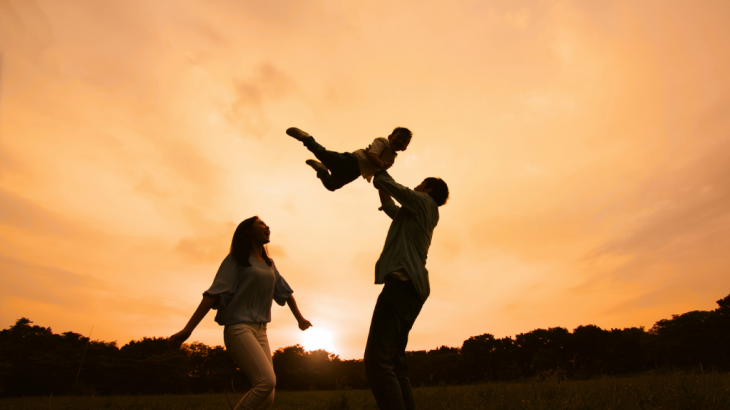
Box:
[382,162,393,170]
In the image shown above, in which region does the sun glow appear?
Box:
[302,328,335,353]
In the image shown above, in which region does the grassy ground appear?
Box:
[2,372,729,410]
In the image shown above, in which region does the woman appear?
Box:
[170,216,312,410]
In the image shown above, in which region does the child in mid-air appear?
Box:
[286,127,412,191]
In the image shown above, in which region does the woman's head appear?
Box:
[230,216,272,266]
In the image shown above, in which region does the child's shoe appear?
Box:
[305,159,328,174]
[287,127,311,141]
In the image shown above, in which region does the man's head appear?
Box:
[388,127,412,152]
[414,177,449,206]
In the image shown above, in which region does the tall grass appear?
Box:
[2,371,728,409]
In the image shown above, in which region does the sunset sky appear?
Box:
[1,0,730,360]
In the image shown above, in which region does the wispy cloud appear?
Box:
[226,63,296,138]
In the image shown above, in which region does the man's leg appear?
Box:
[394,322,417,410]
[394,280,422,410]
[364,280,423,410]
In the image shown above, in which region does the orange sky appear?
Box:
[1,0,729,359]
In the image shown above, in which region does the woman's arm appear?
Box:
[286,295,312,331]
[169,294,218,348]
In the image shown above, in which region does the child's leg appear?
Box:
[301,136,347,170]
[301,136,361,191]
[318,157,360,191]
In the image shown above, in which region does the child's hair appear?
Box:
[390,127,413,141]
[424,177,449,206]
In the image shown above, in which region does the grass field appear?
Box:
[2,372,729,410]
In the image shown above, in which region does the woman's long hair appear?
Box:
[230,216,272,267]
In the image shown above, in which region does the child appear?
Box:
[286,127,412,192]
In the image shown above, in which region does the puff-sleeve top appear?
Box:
[203,254,294,325]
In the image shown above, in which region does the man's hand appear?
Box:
[168,329,192,348]
[382,161,393,170]
[298,318,313,331]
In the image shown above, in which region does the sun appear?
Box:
[302,327,335,352]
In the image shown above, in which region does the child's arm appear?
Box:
[366,138,394,170]
[367,152,393,170]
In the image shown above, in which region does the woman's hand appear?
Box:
[287,295,312,331]
[298,318,313,331]
[168,329,192,348]
[168,295,217,348]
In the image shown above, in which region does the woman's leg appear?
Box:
[224,324,276,410]
[256,324,275,409]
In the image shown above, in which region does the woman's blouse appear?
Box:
[203,254,294,325]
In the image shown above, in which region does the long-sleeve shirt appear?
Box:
[203,254,293,325]
[372,170,439,302]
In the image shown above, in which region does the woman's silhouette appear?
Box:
[170,216,311,410]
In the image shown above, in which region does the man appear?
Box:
[365,169,450,410]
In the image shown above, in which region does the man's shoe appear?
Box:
[305,159,328,174]
[287,127,311,141]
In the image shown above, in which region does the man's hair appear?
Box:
[424,177,449,206]
[390,127,412,141]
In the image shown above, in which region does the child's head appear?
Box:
[388,127,412,152]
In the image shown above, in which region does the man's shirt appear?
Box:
[373,170,439,302]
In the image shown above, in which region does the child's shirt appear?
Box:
[353,137,398,182]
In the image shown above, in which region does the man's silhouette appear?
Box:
[365,169,449,410]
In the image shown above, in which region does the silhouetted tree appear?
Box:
[568,325,610,377]
[604,327,646,374]
[461,333,497,381]
[645,296,730,370]
[115,337,189,394]
[514,327,570,376]
[2,292,730,396]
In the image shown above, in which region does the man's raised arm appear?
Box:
[373,169,422,212]
[378,189,399,219]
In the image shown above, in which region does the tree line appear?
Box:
[1,294,728,396]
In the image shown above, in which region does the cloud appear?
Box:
[0,255,106,310]
[0,0,54,61]
[0,188,74,235]
[589,138,730,276]
[226,63,296,138]
[502,7,530,30]
[174,227,234,263]
[206,0,309,24]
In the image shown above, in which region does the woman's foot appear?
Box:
[305,159,328,174]
[287,127,311,141]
